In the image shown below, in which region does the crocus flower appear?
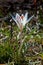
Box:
[10,12,34,31]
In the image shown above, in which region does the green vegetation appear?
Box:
[0,5,43,65]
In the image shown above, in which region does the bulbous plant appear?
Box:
[0,8,43,65]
